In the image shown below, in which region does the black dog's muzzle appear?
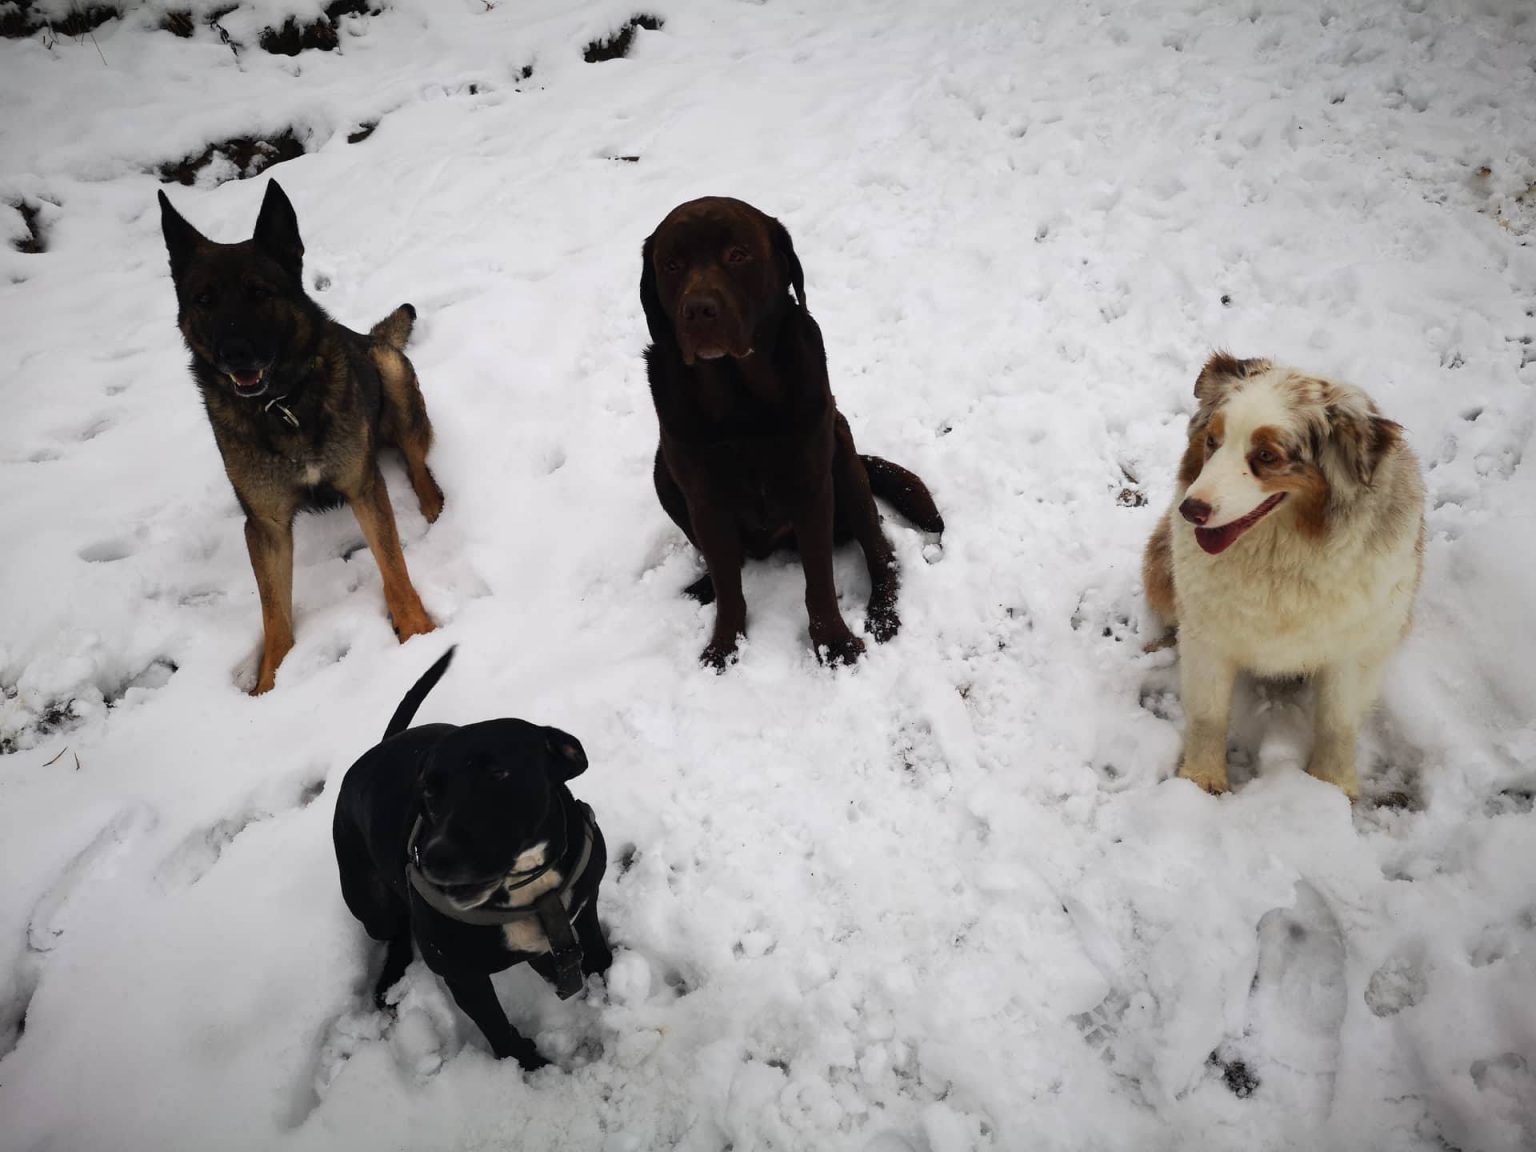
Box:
[406,802,597,999]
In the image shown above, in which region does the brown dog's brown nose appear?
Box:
[681,293,721,325]
[1179,497,1212,526]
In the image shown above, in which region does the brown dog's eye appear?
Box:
[1205,434,1218,453]
[725,246,750,265]
[1254,448,1279,466]
[662,258,683,274]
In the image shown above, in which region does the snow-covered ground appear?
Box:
[2,1,1535,1148]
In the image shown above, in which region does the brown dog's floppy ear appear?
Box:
[768,217,805,308]
[158,190,207,284]
[253,180,304,283]
[544,728,589,781]
[1324,388,1401,487]
[639,232,671,346]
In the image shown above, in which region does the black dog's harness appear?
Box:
[405,801,597,999]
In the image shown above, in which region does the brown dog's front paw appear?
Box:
[865,602,900,644]
[419,486,445,525]
[815,631,866,666]
[699,637,740,671]
[250,671,278,697]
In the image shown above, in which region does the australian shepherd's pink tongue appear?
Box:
[1195,493,1286,555]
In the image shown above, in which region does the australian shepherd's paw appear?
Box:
[1178,758,1230,795]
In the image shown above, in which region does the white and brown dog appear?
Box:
[1143,354,1425,799]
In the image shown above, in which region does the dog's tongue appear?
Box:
[229,369,264,392]
[1194,493,1286,555]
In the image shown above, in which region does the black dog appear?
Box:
[332,647,612,1070]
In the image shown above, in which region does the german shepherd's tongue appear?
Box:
[1195,493,1286,555]
[227,368,265,395]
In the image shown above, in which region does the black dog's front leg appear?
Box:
[574,902,614,977]
[443,974,549,1071]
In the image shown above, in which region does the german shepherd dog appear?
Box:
[159,181,443,694]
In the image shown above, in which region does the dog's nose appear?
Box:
[1179,497,1213,527]
[218,337,257,368]
[680,293,721,325]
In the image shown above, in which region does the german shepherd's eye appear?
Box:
[725,246,750,265]
[248,284,271,302]
[195,289,217,307]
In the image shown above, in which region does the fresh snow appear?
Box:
[2,1,1535,1149]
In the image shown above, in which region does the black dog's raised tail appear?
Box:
[863,455,945,536]
[370,303,416,351]
[385,645,455,739]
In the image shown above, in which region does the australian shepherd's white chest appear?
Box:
[1143,354,1425,799]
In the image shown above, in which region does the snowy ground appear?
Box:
[2,0,1535,1149]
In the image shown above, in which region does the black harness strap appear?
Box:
[406,802,597,1001]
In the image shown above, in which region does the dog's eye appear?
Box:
[725,246,750,265]
[490,765,511,782]
[1205,434,1219,452]
[195,290,217,307]
[662,258,683,274]
[248,284,270,302]
[1254,448,1279,466]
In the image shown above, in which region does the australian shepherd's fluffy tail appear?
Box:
[1143,353,1425,799]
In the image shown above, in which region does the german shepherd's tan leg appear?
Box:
[245,514,296,695]
[349,466,435,642]
[371,323,444,524]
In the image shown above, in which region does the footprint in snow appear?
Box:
[1235,880,1347,1112]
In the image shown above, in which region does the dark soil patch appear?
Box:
[157,129,308,186]
[583,14,662,63]
[259,0,377,55]
[9,200,45,254]
[2,1,119,39]
[347,120,378,144]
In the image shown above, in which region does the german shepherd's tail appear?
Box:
[385,645,454,740]
[862,455,945,536]
[370,303,416,351]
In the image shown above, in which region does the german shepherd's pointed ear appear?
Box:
[768,216,806,308]
[639,232,671,346]
[158,190,207,284]
[1324,389,1402,487]
[544,728,589,782]
[253,180,305,283]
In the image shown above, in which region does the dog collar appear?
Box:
[405,801,597,999]
[262,393,300,429]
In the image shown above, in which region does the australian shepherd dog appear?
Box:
[1143,354,1425,799]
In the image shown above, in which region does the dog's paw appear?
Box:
[683,571,716,605]
[814,631,866,666]
[865,602,900,644]
[1177,760,1230,794]
[699,637,741,671]
[390,606,436,643]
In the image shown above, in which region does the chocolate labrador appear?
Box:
[640,196,944,668]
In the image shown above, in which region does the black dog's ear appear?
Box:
[158,190,207,283]
[768,216,805,308]
[544,728,589,781]
[639,232,671,345]
[253,180,304,282]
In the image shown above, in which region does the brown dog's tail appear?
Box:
[370,303,416,351]
[385,645,454,740]
[862,455,944,535]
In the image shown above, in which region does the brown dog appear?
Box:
[160,181,442,694]
[640,196,943,668]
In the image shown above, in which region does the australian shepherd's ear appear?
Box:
[1194,352,1269,410]
[1316,384,1403,489]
